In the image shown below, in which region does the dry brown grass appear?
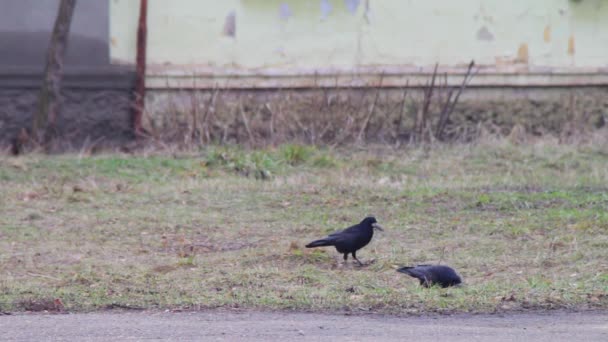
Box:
[0,137,607,313]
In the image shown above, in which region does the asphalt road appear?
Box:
[1,310,607,341]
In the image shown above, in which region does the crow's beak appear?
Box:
[372,223,384,231]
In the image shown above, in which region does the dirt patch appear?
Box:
[159,233,259,255]
[15,298,65,313]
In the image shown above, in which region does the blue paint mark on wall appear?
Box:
[279,3,292,21]
[320,0,332,21]
[345,0,360,14]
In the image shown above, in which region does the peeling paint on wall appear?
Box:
[279,3,292,21]
[345,0,360,14]
[568,35,575,55]
[543,25,551,42]
[320,0,332,21]
[222,10,236,37]
[476,26,494,41]
[517,43,529,64]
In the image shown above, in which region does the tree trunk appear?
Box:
[133,0,148,137]
[32,0,77,149]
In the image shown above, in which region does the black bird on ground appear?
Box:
[305,216,384,266]
[397,265,462,288]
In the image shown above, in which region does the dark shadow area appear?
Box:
[0,31,108,66]
[0,0,137,151]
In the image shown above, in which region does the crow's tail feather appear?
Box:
[396,266,415,275]
[397,266,428,280]
[305,237,336,248]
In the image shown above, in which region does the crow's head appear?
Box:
[361,216,384,231]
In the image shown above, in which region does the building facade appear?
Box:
[110,0,608,88]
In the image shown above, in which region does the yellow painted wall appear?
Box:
[110,0,608,87]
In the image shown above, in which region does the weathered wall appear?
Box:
[0,89,133,149]
[0,0,136,150]
[0,69,135,150]
[111,0,608,88]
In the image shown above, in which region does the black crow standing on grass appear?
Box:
[305,216,383,266]
[397,265,462,288]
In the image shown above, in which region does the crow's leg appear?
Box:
[421,276,431,288]
[352,251,364,266]
[339,253,348,267]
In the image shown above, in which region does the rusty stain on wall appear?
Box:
[568,35,575,55]
[223,10,236,37]
[476,26,494,41]
[543,25,551,42]
[516,43,529,63]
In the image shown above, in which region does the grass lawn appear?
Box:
[1,139,607,314]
